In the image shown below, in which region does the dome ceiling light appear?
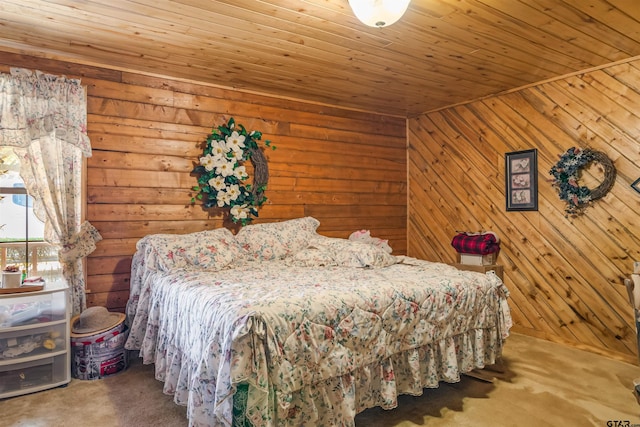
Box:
[348,0,411,28]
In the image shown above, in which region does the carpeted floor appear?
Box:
[2,332,640,426]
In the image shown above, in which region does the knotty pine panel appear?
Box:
[6,0,640,116]
[0,52,407,314]
[408,58,640,363]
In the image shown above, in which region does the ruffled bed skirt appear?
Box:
[145,325,504,427]
[128,256,512,427]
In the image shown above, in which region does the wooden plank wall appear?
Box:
[408,57,640,363]
[0,52,407,313]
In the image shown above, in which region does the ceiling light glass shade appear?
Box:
[348,0,411,28]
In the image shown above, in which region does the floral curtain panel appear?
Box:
[0,68,101,315]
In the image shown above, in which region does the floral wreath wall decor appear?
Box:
[549,146,616,217]
[191,117,275,225]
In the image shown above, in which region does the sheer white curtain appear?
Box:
[0,67,102,315]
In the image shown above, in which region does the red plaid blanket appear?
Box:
[451,232,500,255]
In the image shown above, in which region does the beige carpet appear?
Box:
[2,333,639,426]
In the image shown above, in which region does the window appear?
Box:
[0,147,61,280]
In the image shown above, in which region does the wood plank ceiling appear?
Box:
[0,0,639,117]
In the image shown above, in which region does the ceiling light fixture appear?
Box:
[348,0,411,28]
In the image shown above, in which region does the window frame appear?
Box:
[0,155,57,279]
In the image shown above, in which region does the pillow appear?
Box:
[141,227,248,272]
[286,235,397,268]
[136,233,179,252]
[333,240,397,267]
[235,216,321,261]
[179,228,248,271]
[143,234,191,272]
[283,246,335,267]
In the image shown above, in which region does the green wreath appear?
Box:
[549,147,616,216]
[191,117,275,225]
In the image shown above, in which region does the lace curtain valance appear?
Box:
[0,67,91,156]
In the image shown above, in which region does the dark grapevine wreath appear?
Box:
[549,147,616,216]
[191,117,275,225]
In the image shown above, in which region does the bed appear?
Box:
[124,217,512,427]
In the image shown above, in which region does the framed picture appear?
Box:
[632,177,640,194]
[505,149,538,211]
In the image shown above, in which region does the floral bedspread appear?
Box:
[125,254,511,427]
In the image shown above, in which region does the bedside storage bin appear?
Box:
[71,323,129,380]
[0,355,68,395]
[0,288,67,328]
[0,322,67,361]
[0,281,70,398]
